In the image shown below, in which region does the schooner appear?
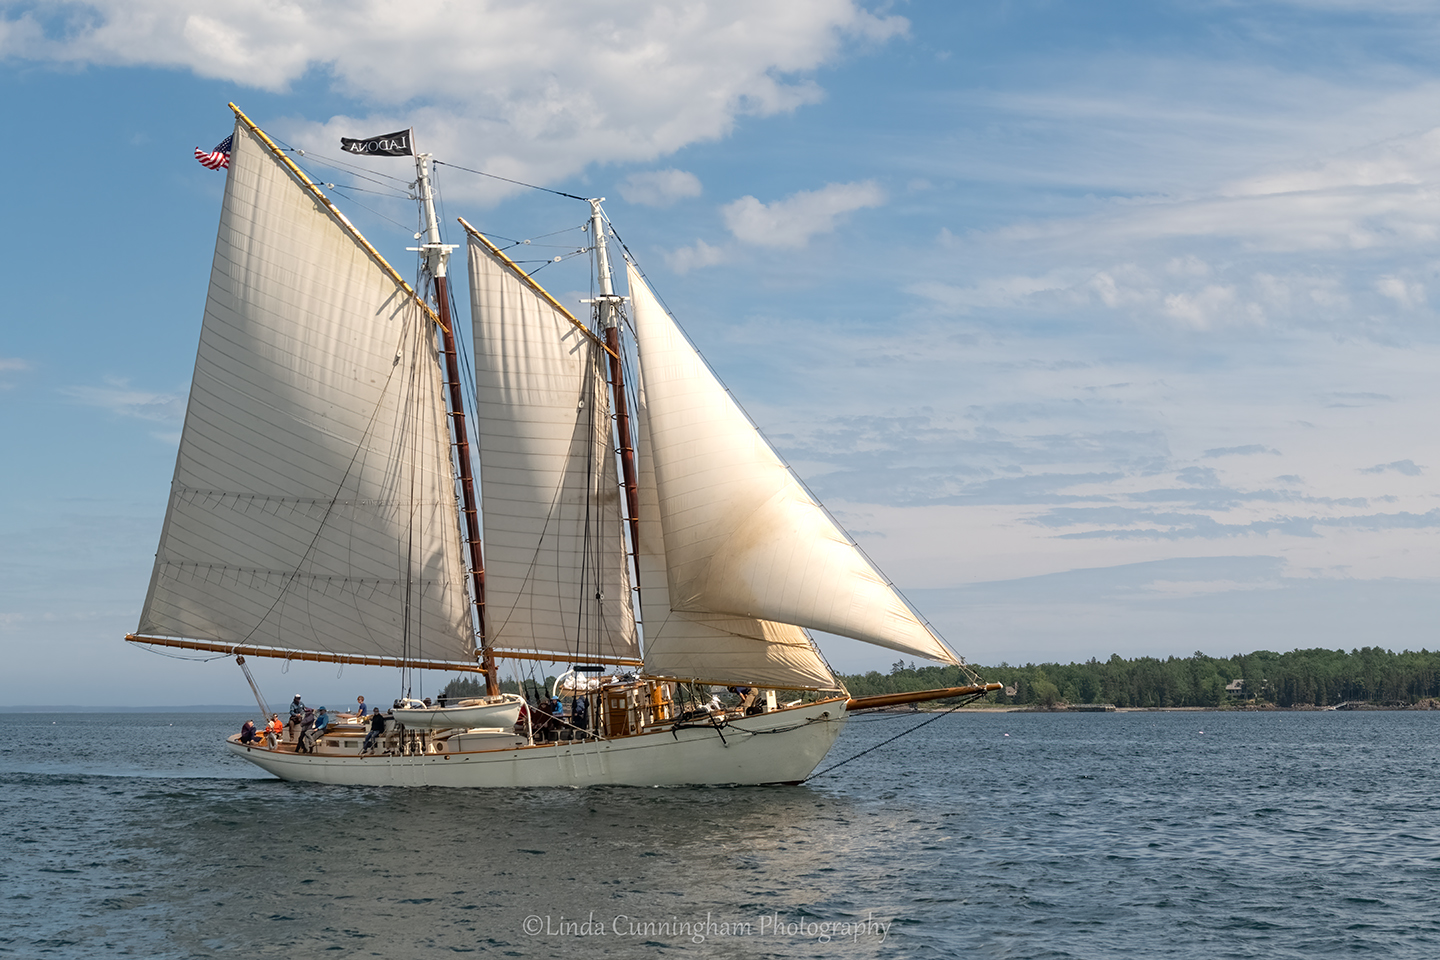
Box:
[125,105,998,787]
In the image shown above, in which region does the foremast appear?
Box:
[412,152,497,695]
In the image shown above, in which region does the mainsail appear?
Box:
[466,233,638,663]
[626,265,960,667]
[136,120,474,664]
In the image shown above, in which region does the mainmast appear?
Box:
[414,153,497,695]
[589,200,642,573]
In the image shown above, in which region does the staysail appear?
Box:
[626,265,960,666]
[136,120,474,664]
[635,366,838,690]
[466,232,638,663]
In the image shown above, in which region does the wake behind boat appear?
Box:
[128,105,998,787]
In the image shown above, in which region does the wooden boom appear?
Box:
[125,634,488,674]
[845,683,1003,712]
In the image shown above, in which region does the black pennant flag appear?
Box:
[339,129,414,157]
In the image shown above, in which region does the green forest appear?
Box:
[440,646,1440,709]
[841,647,1440,708]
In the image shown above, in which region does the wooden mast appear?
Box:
[588,200,643,578]
[413,152,497,695]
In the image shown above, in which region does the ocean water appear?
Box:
[2,710,1438,958]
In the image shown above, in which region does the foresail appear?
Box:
[636,372,838,690]
[137,121,474,664]
[627,265,960,666]
[467,235,638,662]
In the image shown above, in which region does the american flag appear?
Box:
[194,134,233,170]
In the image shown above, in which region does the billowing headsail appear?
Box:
[627,265,960,666]
[467,234,638,662]
[636,368,838,690]
[137,121,474,664]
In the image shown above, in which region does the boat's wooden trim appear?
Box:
[639,672,836,693]
[227,103,446,333]
[457,217,618,360]
[844,683,1002,711]
[125,634,488,674]
[487,648,644,667]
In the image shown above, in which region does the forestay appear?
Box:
[627,266,960,666]
[138,121,474,663]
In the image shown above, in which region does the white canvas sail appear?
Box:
[627,265,960,666]
[636,371,838,690]
[467,235,638,662]
[137,121,474,663]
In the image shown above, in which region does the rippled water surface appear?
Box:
[3,710,1438,958]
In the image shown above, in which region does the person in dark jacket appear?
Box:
[296,709,317,753]
[362,707,386,754]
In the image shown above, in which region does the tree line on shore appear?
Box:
[438,646,1440,709]
[840,647,1440,708]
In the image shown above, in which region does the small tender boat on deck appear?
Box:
[390,694,525,731]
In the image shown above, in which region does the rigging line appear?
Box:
[277,143,414,188]
[803,696,983,782]
[432,159,589,201]
[323,185,419,237]
[139,645,232,664]
[497,225,585,250]
[322,181,411,199]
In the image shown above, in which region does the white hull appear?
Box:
[389,694,524,731]
[227,699,848,787]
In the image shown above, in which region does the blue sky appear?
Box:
[3,1,1439,706]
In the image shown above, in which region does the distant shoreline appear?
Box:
[876,700,1440,714]
[1045,701,1439,712]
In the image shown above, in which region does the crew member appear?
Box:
[287,694,306,742]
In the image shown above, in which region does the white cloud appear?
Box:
[619,168,702,207]
[1376,274,1426,309]
[664,239,729,274]
[0,1,907,198]
[0,356,28,371]
[1361,459,1423,476]
[721,180,886,248]
[908,272,1075,313]
[1163,285,1264,331]
[63,379,185,423]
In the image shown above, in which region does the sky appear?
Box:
[3,0,1439,706]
